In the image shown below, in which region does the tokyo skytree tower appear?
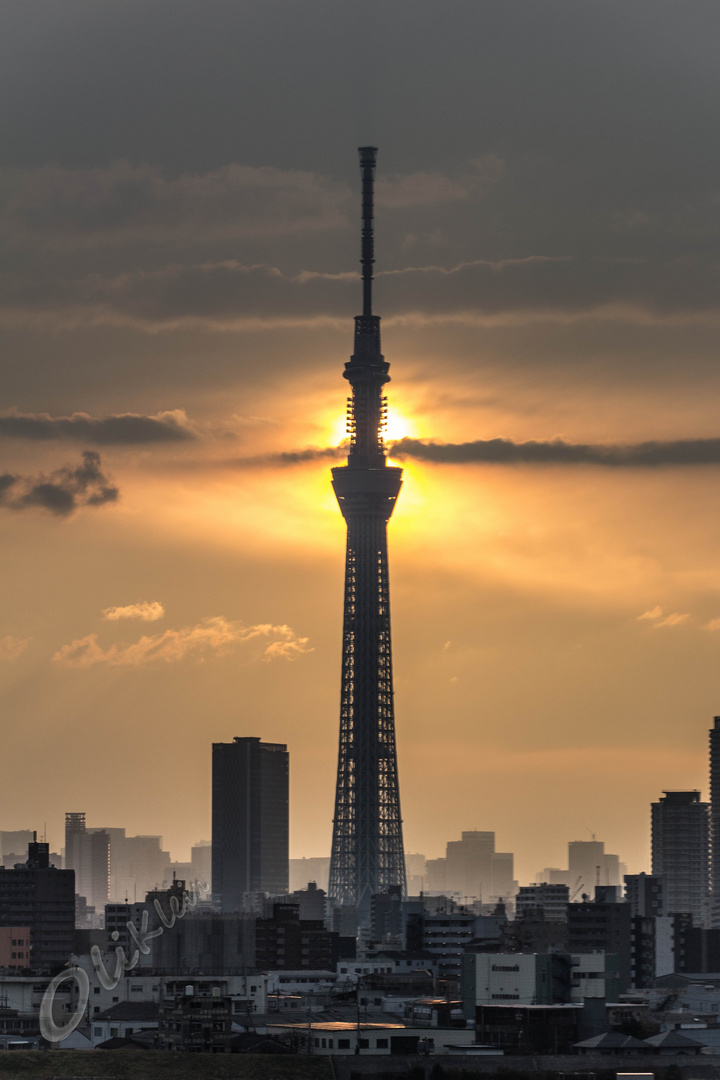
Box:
[328,148,407,918]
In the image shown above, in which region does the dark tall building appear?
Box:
[0,840,75,971]
[328,147,406,920]
[212,737,289,910]
[710,718,720,927]
[651,790,709,925]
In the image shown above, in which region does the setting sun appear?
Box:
[328,407,413,448]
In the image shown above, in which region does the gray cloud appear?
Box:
[389,437,720,467]
[5,254,720,334]
[225,446,346,469]
[0,162,350,247]
[0,451,119,514]
[0,408,198,444]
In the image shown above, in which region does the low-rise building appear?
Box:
[461,952,573,1017]
[267,1020,477,1055]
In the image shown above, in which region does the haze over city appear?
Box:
[3,1,720,886]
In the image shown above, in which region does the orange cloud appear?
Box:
[637,606,690,628]
[0,635,30,661]
[52,616,312,668]
[102,601,165,622]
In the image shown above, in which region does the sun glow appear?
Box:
[328,407,414,449]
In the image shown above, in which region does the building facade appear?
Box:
[212,737,288,911]
[651,790,709,925]
[0,841,74,971]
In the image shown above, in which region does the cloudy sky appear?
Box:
[2,0,719,884]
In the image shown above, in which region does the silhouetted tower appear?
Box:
[328,147,407,919]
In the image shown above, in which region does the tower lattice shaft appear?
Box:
[328,148,407,917]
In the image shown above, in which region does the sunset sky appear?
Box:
[2,1,720,885]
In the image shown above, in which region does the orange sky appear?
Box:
[2,1,720,886]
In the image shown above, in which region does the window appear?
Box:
[338,1039,350,1049]
[359,1039,369,1048]
[376,1038,388,1048]
[94,1026,103,1036]
[94,988,100,994]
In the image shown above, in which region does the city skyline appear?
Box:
[2,2,720,884]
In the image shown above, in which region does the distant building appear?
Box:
[96,829,170,903]
[212,737,289,911]
[405,853,427,895]
[537,838,625,901]
[651,790,709,925]
[289,857,330,893]
[191,841,211,886]
[426,831,516,907]
[64,812,109,914]
[0,832,34,867]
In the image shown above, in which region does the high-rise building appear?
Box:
[710,717,720,927]
[651,790,709,925]
[64,812,109,913]
[212,737,289,911]
[328,147,406,919]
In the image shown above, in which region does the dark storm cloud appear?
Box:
[0,162,349,245]
[0,451,118,515]
[218,437,720,470]
[225,446,346,469]
[389,437,720,468]
[5,254,720,330]
[0,408,198,444]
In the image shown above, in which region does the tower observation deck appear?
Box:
[328,147,407,918]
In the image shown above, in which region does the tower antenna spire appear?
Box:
[329,148,406,921]
[359,146,377,319]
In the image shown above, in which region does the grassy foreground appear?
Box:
[0,1050,333,1080]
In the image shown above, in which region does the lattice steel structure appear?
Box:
[328,147,407,918]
